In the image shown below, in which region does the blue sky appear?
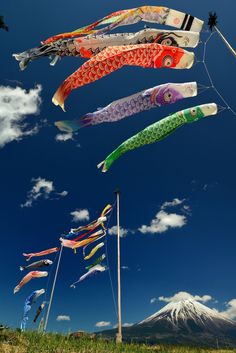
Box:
[0,0,236,333]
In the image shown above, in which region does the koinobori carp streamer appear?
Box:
[14,271,48,294]
[33,302,46,323]
[13,29,199,70]
[70,264,106,288]
[43,6,204,44]
[83,243,105,260]
[98,103,218,172]
[60,230,105,250]
[85,254,106,270]
[23,247,59,262]
[55,82,197,132]
[20,289,45,331]
[63,204,112,239]
[20,259,53,271]
[52,43,195,111]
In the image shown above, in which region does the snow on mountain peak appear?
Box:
[138,298,235,328]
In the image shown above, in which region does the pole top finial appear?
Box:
[114,188,121,195]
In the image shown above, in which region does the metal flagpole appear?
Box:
[215,26,236,58]
[115,189,122,344]
[44,245,63,332]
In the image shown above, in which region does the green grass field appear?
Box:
[1,329,236,353]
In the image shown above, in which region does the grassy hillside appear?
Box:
[1,329,236,353]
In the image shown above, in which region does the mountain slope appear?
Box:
[99,299,236,347]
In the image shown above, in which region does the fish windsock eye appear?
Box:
[161,38,173,46]
[190,108,197,117]
[164,91,173,102]
[162,55,173,67]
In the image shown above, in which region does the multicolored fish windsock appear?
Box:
[55,82,197,132]
[23,247,59,262]
[63,204,112,239]
[43,6,204,44]
[98,103,218,172]
[60,230,105,250]
[52,43,195,111]
[14,271,48,294]
[21,289,45,331]
[70,264,106,288]
[13,29,199,70]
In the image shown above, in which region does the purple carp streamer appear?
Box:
[98,103,218,172]
[43,6,204,44]
[70,264,106,288]
[55,82,197,132]
[14,271,48,294]
[13,29,199,70]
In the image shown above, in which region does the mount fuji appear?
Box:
[99,299,236,347]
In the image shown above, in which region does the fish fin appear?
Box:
[50,55,60,66]
[97,161,107,173]
[19,266,24,271]
[14,286,20,294]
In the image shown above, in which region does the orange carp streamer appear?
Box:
[23,247,59,262]
[52,43,194,110]
[14,271,48,294]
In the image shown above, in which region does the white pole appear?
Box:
[44,245,63,332]
[115,190,122,344]
[215,26,236,58]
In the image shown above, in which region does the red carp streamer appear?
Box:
[52,43,194,110]
[23,247,59,262]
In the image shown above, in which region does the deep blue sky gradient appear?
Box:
[0,0,236,333]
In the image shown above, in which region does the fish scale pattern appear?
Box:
[53,43,186,108]
[121,113,185,152]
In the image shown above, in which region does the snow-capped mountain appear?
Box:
[99,299,236,347]
[137,299,236,333]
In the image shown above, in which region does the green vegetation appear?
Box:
[1,329,236,353]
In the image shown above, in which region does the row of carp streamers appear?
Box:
[13,5,222,173]
[11,5,233,329]
[15,204,112,331]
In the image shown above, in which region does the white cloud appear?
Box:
[108,226,128,237]
[121,266,129,271]
[57,191,68,197]
[56,315,70,322]
[150,298,158,304]
[70,209,90,222]
[21,177,68,208]
[139,198,190,234]
[123,323,133,327]
[220,299,236,319]
[113,323,133,328]
[159,291,213,303]
[161,198,185,210]
[55,133,73,142]
[95,321,111,328]
[139,210,186,234]
[0,85,42,148]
